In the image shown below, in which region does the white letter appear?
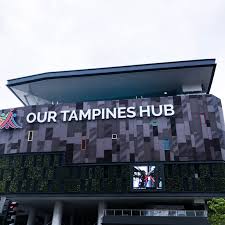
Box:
[105,108,117,119]
[37,112,47,123]
[92,109,101,120]
[139,106,150,117]
[68,110,78,121]
[101,108,106,120]
[26,113,36,123]
[60,110,70,121]
[151,105,163,117]
[127,106,136,118]
[48,111,57,122]
[118,107,126,118]
[164,104,175,116]
[79,109,91,120]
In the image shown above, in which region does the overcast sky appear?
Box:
[0,0,225,109]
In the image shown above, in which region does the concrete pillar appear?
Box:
[44,214,51,225]
[26,208,36,225]
[97,201,106,225]
[52,201,63,225]
[69,215,74,225]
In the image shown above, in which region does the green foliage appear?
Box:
[208,198,225,225]
[0,153,131,194]
[0,153,225,194]
[164,163,225,193]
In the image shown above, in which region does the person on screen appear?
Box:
[146,172,156,188]
[139,171,147,188]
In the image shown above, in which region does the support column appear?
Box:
[44,214,51,225]
[52,201,63,225]
[69,215,74,225]
[97,201,106,225]
[26,208,36,225]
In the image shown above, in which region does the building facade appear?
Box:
[0,59,225,225]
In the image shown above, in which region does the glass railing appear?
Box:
[104,209,207,217]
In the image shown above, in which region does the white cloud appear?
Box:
[0,0,225,109]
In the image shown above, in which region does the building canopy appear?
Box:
[7,59,216,106]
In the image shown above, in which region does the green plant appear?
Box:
[208,198,225,225]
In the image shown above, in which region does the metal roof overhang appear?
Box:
[7,59,216,106]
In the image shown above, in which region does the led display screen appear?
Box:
[132,165,163,191]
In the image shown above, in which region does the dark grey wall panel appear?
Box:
[0,94,224,163]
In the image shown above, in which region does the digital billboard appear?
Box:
[132,165,163,191]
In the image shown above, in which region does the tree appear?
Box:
[208,198,225,225]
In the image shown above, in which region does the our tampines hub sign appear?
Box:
[26,104,175,124]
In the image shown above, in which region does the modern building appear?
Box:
[0,59,225,225]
